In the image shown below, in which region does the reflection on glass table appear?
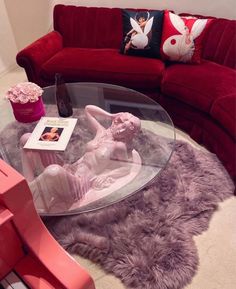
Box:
[0,83,176,216]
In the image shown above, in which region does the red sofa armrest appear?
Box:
[16,31,63,86]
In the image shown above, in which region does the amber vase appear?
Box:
[55,73,73,117]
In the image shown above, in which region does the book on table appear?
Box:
[24,117,77,151]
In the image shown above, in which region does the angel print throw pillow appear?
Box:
[120,9,164,58]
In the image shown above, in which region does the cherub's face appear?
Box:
[111,113,141,141]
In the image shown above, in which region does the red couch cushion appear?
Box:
[53,5,123,48]
[211,95,236,139]
[41,48,165,90]
[161,60,236,113]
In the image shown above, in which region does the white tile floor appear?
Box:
[0,67,235,289]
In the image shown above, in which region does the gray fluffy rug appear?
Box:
[44,142,234,289]
[0,107,234,289]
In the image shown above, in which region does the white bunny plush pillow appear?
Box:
[160,10,213,63]
[121,10,164,58]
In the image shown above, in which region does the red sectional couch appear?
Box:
[16,5,236,185]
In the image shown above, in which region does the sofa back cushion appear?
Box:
[202,19,236,69]
[53,5,123,48]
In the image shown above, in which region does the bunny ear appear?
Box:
[169,12,186,33]
[130,17,143,33]
[191,19,208,39]
[144,17,154,35]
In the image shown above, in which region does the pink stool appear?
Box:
[0,159,95,289]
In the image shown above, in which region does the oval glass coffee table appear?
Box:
[0,83,175,216]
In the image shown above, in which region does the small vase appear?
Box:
[10,97,45,123]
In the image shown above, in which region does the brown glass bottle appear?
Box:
[55,73,73,117]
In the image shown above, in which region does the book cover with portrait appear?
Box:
[24,117,77,151]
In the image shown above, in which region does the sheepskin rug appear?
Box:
[0,106,234,289]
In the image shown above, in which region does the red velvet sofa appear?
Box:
[16,4,236,185]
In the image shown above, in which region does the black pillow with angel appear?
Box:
[120,9,164,58]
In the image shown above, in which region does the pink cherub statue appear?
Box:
[20,105,141,212]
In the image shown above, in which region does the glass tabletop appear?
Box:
[0,82,175,216]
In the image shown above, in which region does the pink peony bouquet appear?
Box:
[6,82,43,104]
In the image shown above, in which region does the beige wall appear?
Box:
[4,0,51,51]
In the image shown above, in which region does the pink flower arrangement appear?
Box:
[6,82,43,104]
